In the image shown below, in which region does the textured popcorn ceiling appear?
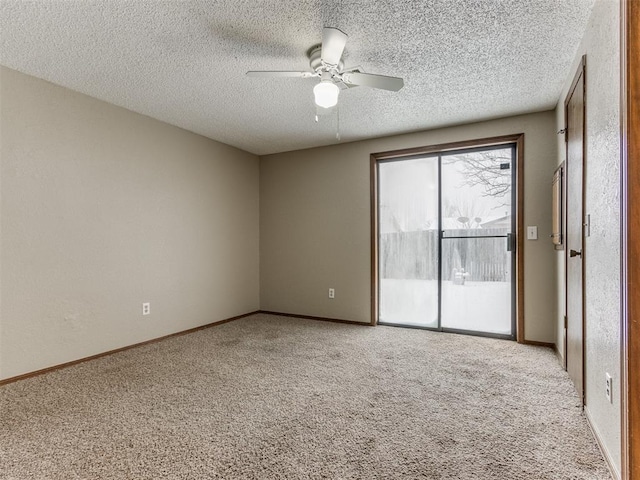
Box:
[0,0,595,155]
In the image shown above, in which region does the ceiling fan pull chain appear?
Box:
[336,105,341,141]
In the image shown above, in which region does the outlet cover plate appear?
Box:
[605,372,612,403]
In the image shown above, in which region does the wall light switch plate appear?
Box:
[527,226,538,240]
[605,373,612,403]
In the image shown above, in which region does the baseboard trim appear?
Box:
[258,310,372,326]
[0,310,260,386]
[521,339,555,349]
[585,405,621,480]
[554,344,566,369]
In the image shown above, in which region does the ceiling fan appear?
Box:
[246,27,404,111]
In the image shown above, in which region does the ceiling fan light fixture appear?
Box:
[247,27,404,114]
[313,80,340,108]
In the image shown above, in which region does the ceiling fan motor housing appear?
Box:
[309,45,343,73]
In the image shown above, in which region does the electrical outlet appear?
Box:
[605,373,612,403]
[328,288,335,299]
[142,302,150,316]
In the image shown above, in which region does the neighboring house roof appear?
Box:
[479,215,512,228]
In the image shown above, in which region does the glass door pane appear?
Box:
[378,157,439,328]
[440,147,514,336]
[441,236,512,334]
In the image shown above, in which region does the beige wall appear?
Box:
[554,0,621,475]
[260,111,557,343]
[0,66,260,380]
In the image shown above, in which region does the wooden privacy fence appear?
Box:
[380,228,510,282]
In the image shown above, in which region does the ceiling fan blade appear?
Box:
[246,71,315,78]
[342,72,404,91]
[321,27,348,66]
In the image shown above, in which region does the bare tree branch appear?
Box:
[443,151,511,206]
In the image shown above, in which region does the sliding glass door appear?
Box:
[377,144,516,338]
[439,147,514,335]
[378,156,439,328]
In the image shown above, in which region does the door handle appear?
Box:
[506,233,514,252]
[569,249,582,258]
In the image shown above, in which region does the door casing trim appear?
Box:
[621,0,639,476]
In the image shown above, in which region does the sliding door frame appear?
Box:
[370,133,525,342]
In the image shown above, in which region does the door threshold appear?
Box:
[378,321,515,340]
[441,327,515,341]
[378,321,440,331]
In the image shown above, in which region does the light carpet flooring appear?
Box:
[0,313,610,479]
